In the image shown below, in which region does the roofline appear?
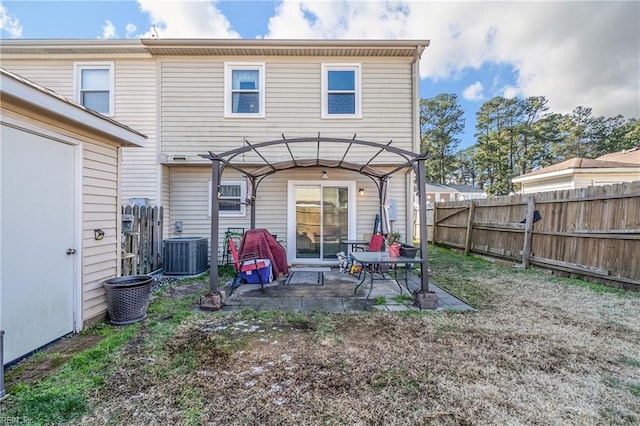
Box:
[142,38,429,48]
[0,68,146,147]
[0,38,147,54]
[0,38,429,60]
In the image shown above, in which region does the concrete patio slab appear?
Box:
[220,267,474,314]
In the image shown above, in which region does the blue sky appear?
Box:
[1,1,638,151]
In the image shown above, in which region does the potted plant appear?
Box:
[386,231,401,257]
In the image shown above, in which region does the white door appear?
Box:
[1,126,76,364]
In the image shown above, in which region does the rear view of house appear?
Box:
[0,39,428,267]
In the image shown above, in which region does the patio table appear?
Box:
[350,251,424,303]
[339,238,369,253]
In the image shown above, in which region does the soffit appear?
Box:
[0,39,428,59]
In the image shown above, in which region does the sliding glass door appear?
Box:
[294,184,350,261]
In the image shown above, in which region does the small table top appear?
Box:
[350,251,424,264]
[340,239,369,245]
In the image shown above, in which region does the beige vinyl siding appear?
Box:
[168,167,251,257]
[82,139,120,324]
[161,165,171,237]
[0,60,74,99]
[168,165,408,263]
[520,176,574,194]
[3,102,126,326]
[115,60,159,205]
[520,170,640,194]
[159,57,414,163]
[1,58,159,204]
[574,171,640,188]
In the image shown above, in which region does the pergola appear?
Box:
[200,135,432,294]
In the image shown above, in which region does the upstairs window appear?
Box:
[322,64,361,118]
[209,181,247,217]
[224,63,265,117]
[74,63,114,115]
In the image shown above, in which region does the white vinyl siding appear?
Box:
[159,58,413,161]
[82,140,120,323]
[0,61,74,99]
[74,62,114,115]
[1,99,131,328]
[167,166,407,264]
[1,59,160,204]
[115,60,159,205]
[168,168,250,260]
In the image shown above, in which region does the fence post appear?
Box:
[433,204,438,244]
[464,200,475,256]
[522,196,535,268]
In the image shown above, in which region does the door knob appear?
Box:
[66,248,77,255]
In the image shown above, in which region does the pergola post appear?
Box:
[209,158,221,292]
[249,177,256,230]
[416,158,430,292]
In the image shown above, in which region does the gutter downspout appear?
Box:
[408,53,421,243]
[1,330,6,400]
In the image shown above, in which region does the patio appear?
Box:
[201,135,434,301]
[219,268,474,313]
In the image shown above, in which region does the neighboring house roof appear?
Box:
[425,182,484,193]
[514,157,638,181]
[0,38,429,61]
[447,184,485,193]
[513,147,640,183]
[596,147,640,164]
[0,67,146,147]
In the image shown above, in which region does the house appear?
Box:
[424,182,486,208]
[512,147,640,194]
[0,39,429,268]
[0,68,145,364]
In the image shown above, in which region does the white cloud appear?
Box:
[101,20,117,39]
[126,23,137,38]
[0,4,23,38]
[463,82,484,102]
[137,0,239,38]
[266,1,411,39]
[264,1,639,119]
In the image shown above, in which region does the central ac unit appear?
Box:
[163,237,208,275]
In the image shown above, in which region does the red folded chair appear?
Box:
[228,238,271,294]
[352,234,386,277]
[354,234,384,252]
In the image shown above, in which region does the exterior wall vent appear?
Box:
[163,237,208,275]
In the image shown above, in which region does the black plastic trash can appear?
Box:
[103,275,153,325]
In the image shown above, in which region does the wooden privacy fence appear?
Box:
[432,181,640,290]
[121,205,163,275]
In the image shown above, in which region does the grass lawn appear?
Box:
[2,246,639,425]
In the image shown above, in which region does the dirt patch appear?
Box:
[6,264,640,425]
[5,334,104,389]
[157,281,206,299]
[81,270,640,425]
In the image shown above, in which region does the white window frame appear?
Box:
[208,180,247,217]
[224,62,266,118]
[73,62,115,116]
[321,63,361,119]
